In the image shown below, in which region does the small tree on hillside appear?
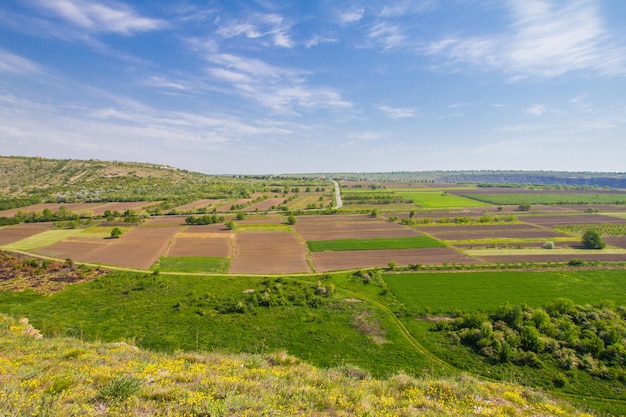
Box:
[110,226,123,239]
[518,203,531,211]
[287,215,296,225]
[581,229,605,249]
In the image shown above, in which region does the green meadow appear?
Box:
[155,256,230,273]
[384,269,626,313]
[306,236,445,252]
[464,193,626,205]
[398,191,489,208]
[0,271,436,376]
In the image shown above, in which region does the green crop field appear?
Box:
[398,192,489,208]
[155,256,230,273]
[306,236,445,252]
[463,193,626,205]
[384,269,626,314]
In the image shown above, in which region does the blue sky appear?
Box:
[0,0,625,174]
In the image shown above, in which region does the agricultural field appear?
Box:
[306,236,444,252]
[461,192,626,206]
[399,191,489,208]
[4,199,626,272]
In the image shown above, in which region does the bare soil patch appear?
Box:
[454,241,580,250]
[217,198,252,211]
[89,201,150,216]
[244,198,285,211]
[173,199,223,212]
[182,224,232,233]
[419,224,568,240]
[294,215,419,240]
[145,216,188,226]
[476,253,626,263]
[520,214,626,228]
[238,216,285,225]
[167,235,232,258]
[229,232,311,274]
[311,248,480,272]
[604,236,626,249]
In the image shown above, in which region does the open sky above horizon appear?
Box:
[0,0,625,175]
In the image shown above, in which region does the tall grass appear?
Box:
[0,314,592,417]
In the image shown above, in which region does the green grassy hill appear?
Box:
[0,156,324,208]
[1,314,593,417]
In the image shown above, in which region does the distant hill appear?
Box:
[317,171,626,188]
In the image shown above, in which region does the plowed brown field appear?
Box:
[0,223,52,245]
[173,199,224,212]
[311,248,480,272]
[520,214,626,227]
[33,226,183,269]
[167,237,232,258]
[229,232,310,274]
[418,224,567,240]
[244,198,285,211]
[92,202,151,216]
[475,253,626,263]
[604,236,626,249]
[294,215,419,240]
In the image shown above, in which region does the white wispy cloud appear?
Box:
[0,50,43,74]
[35,0,166,34]
[217,13,293,48]
[198,49,351,114]
[378,105,415,119]
[380,0,437,17]
[369,22,406,50]
[144,76,191,92]
[305,35,338,48]
[338,7,365,24]
[422,0,626,78]
[526,104,546,116]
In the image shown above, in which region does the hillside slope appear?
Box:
[1,314,593,417]
[0,156,268,205]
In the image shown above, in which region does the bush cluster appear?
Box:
[176,279,335,316]
[185,214,225,225]
[434,299,626,381]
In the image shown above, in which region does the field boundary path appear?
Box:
[330,179,342,209]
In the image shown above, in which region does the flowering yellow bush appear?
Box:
[0,314,596,416]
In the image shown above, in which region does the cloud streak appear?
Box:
[423,0,626,78]
[200,50,351,114]
[0,50,43,74]
[35,0,166,34]
[217,13,293,48]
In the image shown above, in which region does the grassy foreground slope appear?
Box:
[1,314,593,417]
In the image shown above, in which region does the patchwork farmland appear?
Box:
[3,180,626,272]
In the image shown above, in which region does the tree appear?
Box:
[518,203,531,211]
[581,229,605,249]
[110,226,123,238]
[287,215,296,225]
